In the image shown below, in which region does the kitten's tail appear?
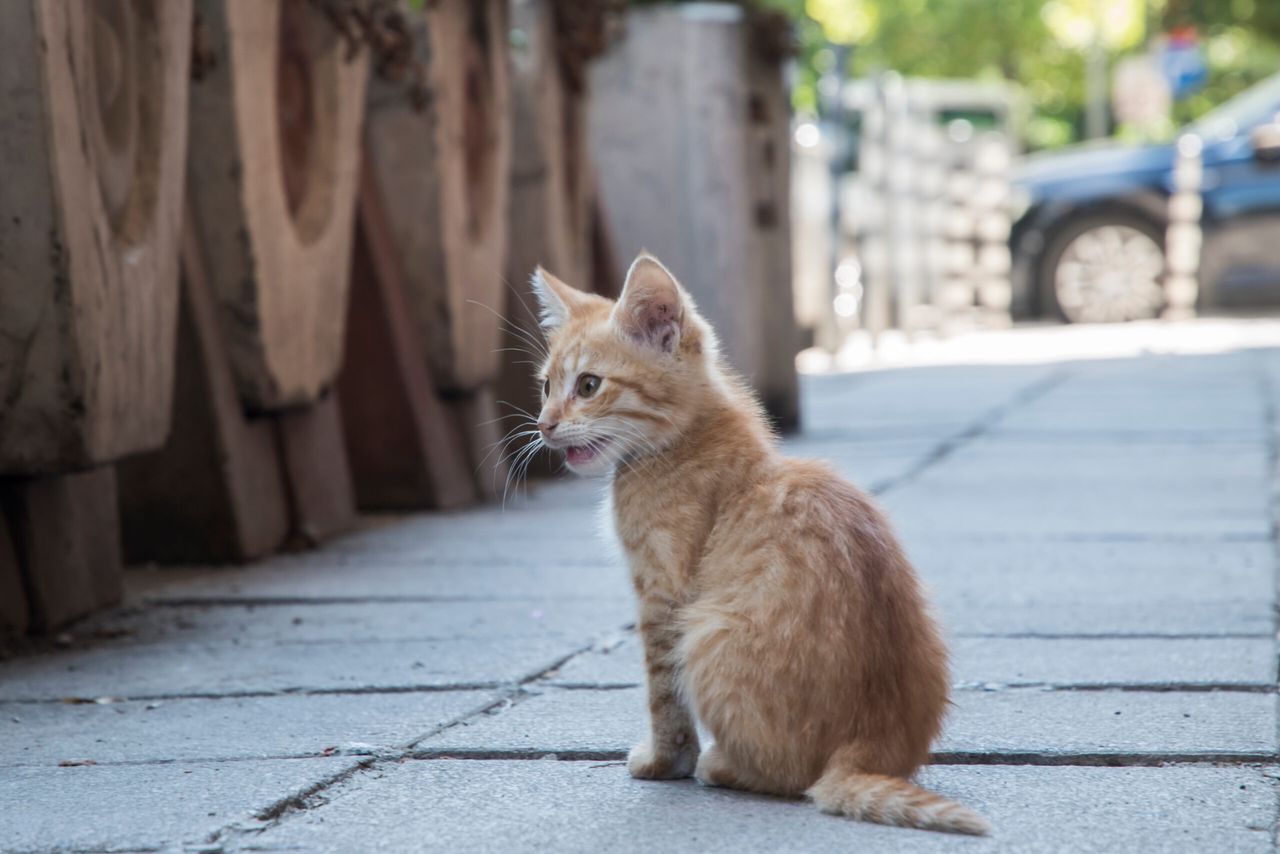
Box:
[805,767,991,836]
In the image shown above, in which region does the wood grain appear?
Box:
[0,0,192,472]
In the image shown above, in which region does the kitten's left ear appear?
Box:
[613,253,686,353]
[531,266,593,331]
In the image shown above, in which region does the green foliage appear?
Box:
[705,0,1276,148]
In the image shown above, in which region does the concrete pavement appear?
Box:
[2,322,1278,852]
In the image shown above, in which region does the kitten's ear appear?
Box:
[531,266,591,331]
[613,253,685,353]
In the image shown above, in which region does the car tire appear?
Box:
[1037,211,1167,323]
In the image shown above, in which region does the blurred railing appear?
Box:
[794,75,1020,352]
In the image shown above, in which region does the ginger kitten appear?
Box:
[529,254,989,836]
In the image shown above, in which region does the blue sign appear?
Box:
[1161,41,1208,100]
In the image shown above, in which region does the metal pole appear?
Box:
[1085,0,1108,139]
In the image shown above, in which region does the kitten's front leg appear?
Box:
[628,599,700,780]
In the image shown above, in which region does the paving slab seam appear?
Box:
[21,849,159,854]
[139,593,621,608]
[908,532,1274,543]
[547,628,1276,642]
[1249,350,1280,851]
[1,683,508,705]
[962,683,1278,694]
[403,746,1278,767]
[870,366,1073,496]
[986,429,1268,442]
[1,752,383,770]
[543,681,1276,693]
[930,750,1280,766]
[957,631,1274,640]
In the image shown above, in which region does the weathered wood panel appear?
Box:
[744,16,801,429]
[449,388,508,502]
[187,0,369,409]
[1,468,122,632]
[337,161,478,511]
[275,393,356,546]
[498,0,605,437]
[507,0,593,293]
[363,0,511,393]
[0,1,192,472]
[117,219,290,564]
[0,520,27,636]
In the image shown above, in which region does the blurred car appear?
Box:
[1011,72,1280,322]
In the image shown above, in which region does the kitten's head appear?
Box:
[530,253,715,476]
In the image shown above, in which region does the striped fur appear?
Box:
[807,768,991,836]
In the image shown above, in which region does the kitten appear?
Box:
[529,254,989,836]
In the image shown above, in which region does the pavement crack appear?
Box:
[206,628,630,852]
[872,367,1073,495]
[249,758,376,824]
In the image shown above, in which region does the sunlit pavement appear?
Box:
[2,319,1278,852]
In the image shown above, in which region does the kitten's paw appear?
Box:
[693,746,736,789]
[627,741,697,780]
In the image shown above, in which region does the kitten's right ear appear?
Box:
[613,253,686,353]
[531,266,590,331]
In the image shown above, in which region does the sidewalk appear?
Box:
[3,321,1279,853]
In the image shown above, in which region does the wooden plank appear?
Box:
[363,0,512,392]
[117,219,289,564]
[274,393,356,547]
[589,176,623,300]
[0,517,28,636]
[337,161,478,511]
[187,0,368,409]
[1,468,122,633]
[448,388,510,502]
[498,0,597,445]
[507,0,592,291]
[0,1,192,472]
[744,15,801,431]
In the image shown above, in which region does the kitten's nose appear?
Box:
[538,420,558,436]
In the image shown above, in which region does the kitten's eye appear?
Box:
[542,377,550,398]
[576,374,602,398]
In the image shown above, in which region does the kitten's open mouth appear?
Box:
[565,438,611,466]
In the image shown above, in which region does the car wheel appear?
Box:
[1039,214,1167,323]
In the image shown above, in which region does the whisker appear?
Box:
[466,298,549,361]
[502,435,545,510]
[479,426,540,471]
[479,412,537,427]
[494,400,541,420]
[500,274,544,330]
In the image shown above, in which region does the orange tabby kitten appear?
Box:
[529,254,989,835]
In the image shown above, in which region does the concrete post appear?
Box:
[1164,134,1203,320]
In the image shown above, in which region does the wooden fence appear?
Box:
[0,0,800,634]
